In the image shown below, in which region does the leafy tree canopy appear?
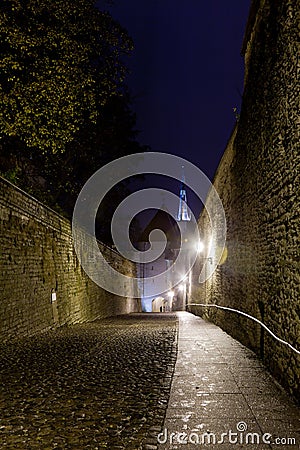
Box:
[0,0,133,153]
[0,0,148,244]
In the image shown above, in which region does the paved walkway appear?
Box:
[157,312,300,450]
[0,312,299,449]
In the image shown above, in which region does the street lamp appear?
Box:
[196,240,204,253]
[184,239,214,312]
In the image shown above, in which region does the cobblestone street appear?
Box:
[0,314,177,449]
[0,313,299,449]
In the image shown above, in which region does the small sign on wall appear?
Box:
[51,290,59,324]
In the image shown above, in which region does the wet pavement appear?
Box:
[0,314,177,449]
[0,312,299,449]
[157,312,300,450]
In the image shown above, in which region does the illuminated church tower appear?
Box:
[177,166,191,222]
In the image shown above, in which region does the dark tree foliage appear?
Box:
[0,0,148,243]
[0,0,132,152]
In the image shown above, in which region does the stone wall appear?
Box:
[190,0,299,401]
[0,177,141,341]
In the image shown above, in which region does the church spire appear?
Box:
[177,166,191,221]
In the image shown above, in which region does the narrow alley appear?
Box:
[1,1,299,449]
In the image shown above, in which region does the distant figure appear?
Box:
[160,306,163,312]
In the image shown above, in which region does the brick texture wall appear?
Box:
[190,0,299,401]
[0,177,141,341]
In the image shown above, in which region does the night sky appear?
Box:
[103,1,252,216]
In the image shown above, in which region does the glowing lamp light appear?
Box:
[196,240,204,253]
[168,290,174,298]
[178,284,184,291]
